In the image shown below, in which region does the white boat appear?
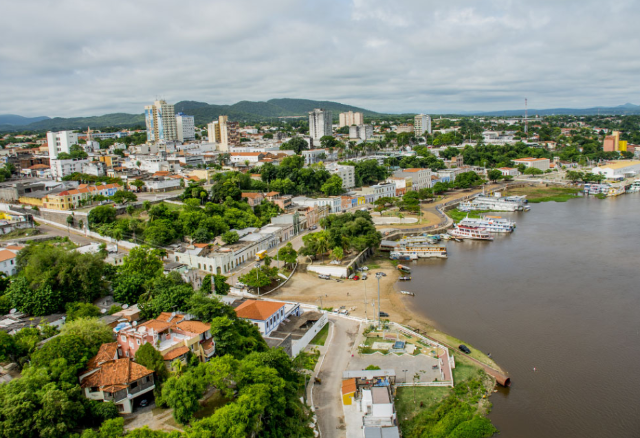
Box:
[400,290,415,296]
[449,224,494,241]
[459,215,516,233]
[607,186,625,197]
[463,195,529,212]
[391,245,448,259]
[627,180,640,193]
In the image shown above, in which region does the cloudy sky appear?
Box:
[2,0,640,117]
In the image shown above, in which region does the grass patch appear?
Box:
[452,362,481,384]
[445,208,497,223]
[193,391,230,419]
[0,228,40,240]
[293,348,320,371]
[366,264,381,270]
[395,386,451,422]
[309,323,330,346]
[504,186,580,203]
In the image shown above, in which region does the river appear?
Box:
[401,195,640,438]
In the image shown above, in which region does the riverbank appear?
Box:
[272,254,503,372]
[502,185,581,203]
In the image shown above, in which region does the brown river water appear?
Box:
[399,194,640,438]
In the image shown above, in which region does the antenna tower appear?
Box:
[524,98,528,136]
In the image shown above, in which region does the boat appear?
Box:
[449,224,494,241]
[390,252,417,261]
[397,264,411,272]
[627,180,640,193]
[607,186,625,197]
[459,215,516,233]
[399,276,411,281]
[391,245,448,259]
[440,233,452,240]
[400,290,415,296]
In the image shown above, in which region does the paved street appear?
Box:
[310,316,361,438]
[20,223,106,247]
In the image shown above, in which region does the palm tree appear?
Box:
[316,236,329,263]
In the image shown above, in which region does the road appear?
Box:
[310,316,361,438]
[22,223,106,247]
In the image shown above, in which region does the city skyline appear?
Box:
[2,0,640,117]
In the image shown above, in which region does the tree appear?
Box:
[88,205,116,226]
[126,205,135,215]
[280,137,308,154]
[66,215,74,227]
[110,190,137,204]
[120,246,164,279]
[187,294,235,321]
[566,170,584,182]
[65,302,102,321]
[112,272,147,305]
[143,200,151,211]
[523,167,544,175]
[135,343,169,384]
[321,174,344,196]
[331,246,344,261]
[221,231,239,245]
[198,274,231,296]
[60,318,113,348]
[277,243,298,268]
[131,179,145,191]
[162,370,207,425]
[488,169,503,183]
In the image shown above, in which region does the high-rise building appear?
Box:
[208,116,239,151]
[339,111,364,127]
[414,114,432,137]
[349,124,373,141]
[46,131,79,159]
[603,131,621,152]
[144,100,178,144]
[175,113,195,142]
[309,109,333,141]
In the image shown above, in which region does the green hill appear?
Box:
[0,98,381,132]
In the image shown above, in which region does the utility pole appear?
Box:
[255,262,261,296]
[364,280,368,321]
[375,272,383,327]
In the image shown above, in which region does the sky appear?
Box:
[2,0,640,117]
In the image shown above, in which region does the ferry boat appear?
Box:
[390,245,448,259]
[449,224,494,241]
[459,215,516,233]
[467,195,530,212]
[627,180,640,193]
[607,186,625,197]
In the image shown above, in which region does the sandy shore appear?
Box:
[272,258,504,372]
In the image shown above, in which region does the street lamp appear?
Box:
[255,262,261,296]
[375,272,383,327]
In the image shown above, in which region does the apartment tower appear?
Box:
[207,115,239,152]
[414,114,432,137]
[175,113,195,142]
[145,100,178,143]
[339,111,364,127]
[309,108,333,142]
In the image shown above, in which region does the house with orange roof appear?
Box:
[115,312,215,366]
[241,192,264,207]
[234,300,289,336]
[43,183,122,210]
[0,249,17,276]
[79,342,155,414]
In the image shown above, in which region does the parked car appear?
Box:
[458,344,471,354]
[139,399,149,408]
[378,311,389,317]
[353,276,360,281]
[309,225,318,231]
[379,272,387,277]
[362,267,369,271]
[236,282,247,288]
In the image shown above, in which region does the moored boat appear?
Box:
[459,215,516,233]
[400,290,415,296]
[397,264,411,272]
[399,276,411,281]
[449,224,494,241]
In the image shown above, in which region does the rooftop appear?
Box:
[596,160,640,170]
[0,250,16,263]
[235,300,285,321]
[80,358,153,391]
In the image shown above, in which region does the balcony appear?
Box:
[129,378,155,396]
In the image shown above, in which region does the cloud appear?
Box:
[1,0,639,117]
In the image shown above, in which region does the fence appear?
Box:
[258,262,298,297]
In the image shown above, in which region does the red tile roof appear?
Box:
[234,300,284,321]
[80,358,153,391]
[177,320,210,335]
[163,346,189,361]
[0,250,16,263]
[86,342,118,371]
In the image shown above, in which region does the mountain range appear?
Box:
[2,101,640,132]
[0,98,378,132]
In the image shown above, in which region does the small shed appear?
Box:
[341,378,357,405]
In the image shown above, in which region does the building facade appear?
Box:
[339,111,364,127]
[393,168,433,190]
[145,100,178,143]
[328,164,356,189]
[414,114,432,137]
[175,113,195,142]
[513,157,550,171]
[349,124,373,141]
[46,131,79,159]
[309,109,333,141]
[50,158,90,180]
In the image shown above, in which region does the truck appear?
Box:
[255,250,268,261]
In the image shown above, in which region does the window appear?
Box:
[130,381,138,389]
[89,386,99,393]
[136,339,140,345]
[121,335,126,342]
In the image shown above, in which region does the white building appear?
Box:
[175,113,195,142]
[513,157,550,171]
[47,131,79,159]
[230,152,263,164]
[497,167,520,177]
[339,111,363,127]
[591,160,640,178]
[327,164,356,189]
[82,161,107,177]
[292,196,342,213]
[144,100,178,143]
[349,124,373,141]
[309,109,333,142]
[392,168,433,190]
[414,114,432,137]
[0,250,17,276]
[301,149,327,165]
[234,300,287,336]
[50,158,90,180]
